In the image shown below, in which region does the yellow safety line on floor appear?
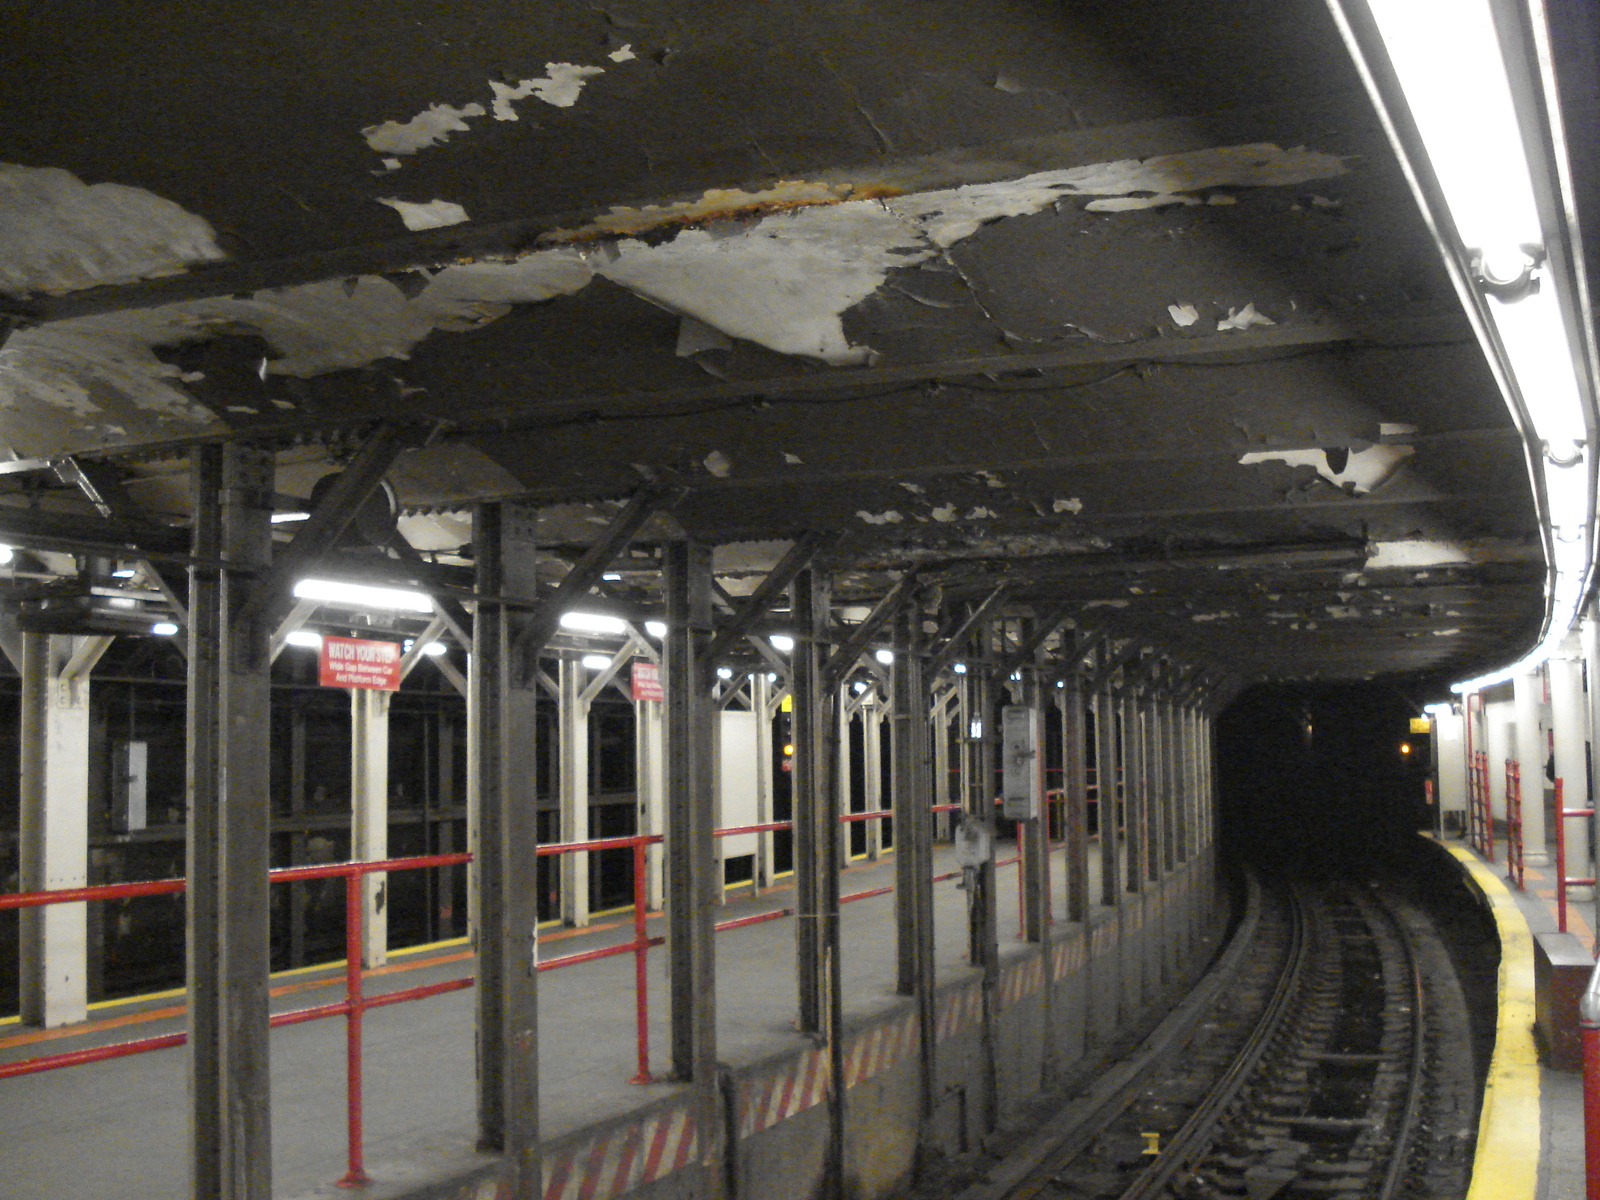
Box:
[1448,845,1540,1200]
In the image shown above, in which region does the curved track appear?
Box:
[967,877,1476,1200]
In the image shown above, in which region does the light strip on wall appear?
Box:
[1343,0,1595,693]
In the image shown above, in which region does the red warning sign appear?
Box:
[631,661,663,702]
[319,636,402,691]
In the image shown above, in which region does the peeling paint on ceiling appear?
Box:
[377,198,471,230]
[490,63,606,116]
[0,164,227,298]
[361,102,488,156]
[1239,443,1415,494]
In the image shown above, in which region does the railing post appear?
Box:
[337,870,369,1188]
[1559,779,1571,933]
[629,839,653,1084]
[1582,966,1600,1200]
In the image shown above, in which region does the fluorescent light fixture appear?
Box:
[952,662,967,675]
[0,545,12,565]
[1009,670,1021,681]
[151,621,179,636]
[874,648,894,665]
[969,719,983,738]
[1357,0,1596,693]
[271,511,310,523]
[1424,702,1454,717]
[108,596,137,609]
[1056,680,1066,689]
[601,572,622,581]
[717,666,734,680]
[111,567,136,579]
[852,681,868,694]
[286,630,322,648]
[294,578,433,614]
[644,620,668,638]
[766,672,778,682]
[560,611,627,635]
[423,642,447,656]
[769,634,795,652]
[583,654,613,670]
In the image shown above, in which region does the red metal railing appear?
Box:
[1555,777,1598,944]
[5,798,1070,1188]
[1468,749,1492,858]
[1506,759,1525,890]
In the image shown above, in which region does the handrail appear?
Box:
[1554,776,1598,943]
[1506,759,1524,890]
[0,782,1125,1189]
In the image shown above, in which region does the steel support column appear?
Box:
[1096,688,1120,905]
[471,502,541,1192]
[663,542,723,1194]
[792,567,834,1033]
[185,443,274,1200]
[891,603,937,1166]
[1061,678,1089,923]
[1021,669,1050,941]
[1121,691,1143,895]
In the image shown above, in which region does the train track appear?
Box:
[956,875,1476,1200]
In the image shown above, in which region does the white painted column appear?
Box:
[1434,707,1468,829]
[1550,646,1589,885]
[350,687,391,967]
[19,634,110,1027]
[751,674,777,887]
[637,696,666,910]
[838,685,855,861]
[863,699,884,860]
[559,657,590,927]
[1514,669,1548,862]
[1485,697,1514,824]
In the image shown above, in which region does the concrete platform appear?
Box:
[0,837,1216,1200]
[1449,838,1594,1200]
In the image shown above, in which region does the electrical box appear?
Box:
[1001,705,1040,820]
[110,740,148,832]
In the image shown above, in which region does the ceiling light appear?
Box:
[422,642,447,656]
[293,578,433,614]
[766,672,778,683]
[644,620,668,638]
[952,662,967,674]
[601,572,622,581]
[770,634,795,652]
[271,511,310,523]
[583,654,613,670]
[0,545,12,565]
[286,630,322,648]
[111,567,136,578]
[874,648,894,665]
[1424,702,1453,717]
[717,666,734,680]
[151,621,179,636]
[560,611,627,635]
[969,719,983,738]
[853,681,868,694]
[108,597,137,609]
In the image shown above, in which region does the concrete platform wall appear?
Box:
[423,851,1225,1200]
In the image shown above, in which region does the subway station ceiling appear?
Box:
[0,0,1575,686]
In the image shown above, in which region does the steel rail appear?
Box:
[1114,881,1314,1200]
[1374,892,1430,1200]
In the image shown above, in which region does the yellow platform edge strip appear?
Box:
[1448,845,1541,1200]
